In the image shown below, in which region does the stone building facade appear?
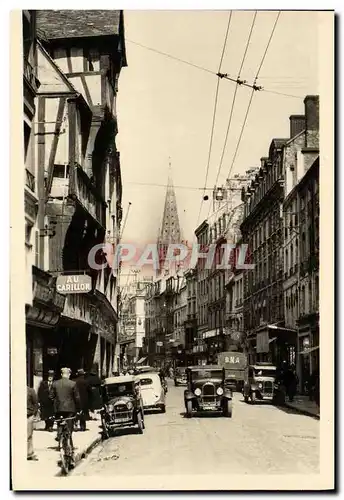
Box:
[282,96,319,390]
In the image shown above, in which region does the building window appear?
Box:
[25,222,32,246]
[35,230,39,267]
[24,122,31,161]
[308,280,312,313]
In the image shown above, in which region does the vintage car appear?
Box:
[136,372,166,413]
[100,375,145,438]
[174,367,187,386]
[184,365,233,418]
[243,363,281,403]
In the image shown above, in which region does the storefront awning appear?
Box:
[253,337,277,350]
[299,346,319,355]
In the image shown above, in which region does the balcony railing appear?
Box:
[69,164,106,228]
[25,169,35,192]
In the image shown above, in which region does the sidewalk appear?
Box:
[28,417,102,476]
[284,395,320,419]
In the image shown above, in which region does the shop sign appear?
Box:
[256,331,269,353]
[56,275,92,294]
[34,282,52,303]
[52,292,66,311]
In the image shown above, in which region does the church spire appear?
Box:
[157,159,181,277]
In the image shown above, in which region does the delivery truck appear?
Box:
[217,351,248,392]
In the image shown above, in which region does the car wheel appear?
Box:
[186,400,193,418]
[251,392,256,404]
[137,412,144,434]
[223,400,233,418]
[160,404,166,413]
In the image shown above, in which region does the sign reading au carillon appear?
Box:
[56,274,92,294]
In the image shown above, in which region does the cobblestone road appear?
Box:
[72,381,319,476]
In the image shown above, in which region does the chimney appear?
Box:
[289,115,305,139]
[260,157,269,169]
[304,95,319,148]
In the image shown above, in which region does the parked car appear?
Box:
[184,365,233,418]
[136,372,166,413]
[174,367,187,386]
[100,375,145,438]
[243,363,283,404]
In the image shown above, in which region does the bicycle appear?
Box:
[55,414,79,475]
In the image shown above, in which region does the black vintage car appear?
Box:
[100,375,145,438]
[174,367,187,386]
[184,365,233,418]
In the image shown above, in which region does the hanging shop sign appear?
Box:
[256,331,269,353]
[56,275,92,294]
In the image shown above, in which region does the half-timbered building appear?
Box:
[25,10,127,379]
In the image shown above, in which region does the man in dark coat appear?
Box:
[85,367,103,417]
[38,370,55,431]
[51,367,81,452]
[74,369,90,431]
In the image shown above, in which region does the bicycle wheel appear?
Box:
[59,436,69,475]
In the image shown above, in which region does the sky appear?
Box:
[116,10,320,279]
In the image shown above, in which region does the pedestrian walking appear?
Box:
[75,368,91,431]
[51,367,81,458]
[85,366,103,418]
[37,370,55,431]
[284,365,298,402]
[27,385,39,461]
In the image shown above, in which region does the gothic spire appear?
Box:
[157,159,181,277]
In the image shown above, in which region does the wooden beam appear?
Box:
[66,47,73,73]
[80,75,93,108]
[37,97,46,269]
[45,97,66,197]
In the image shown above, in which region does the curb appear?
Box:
[284,402,320,420]
[55,434,102,477]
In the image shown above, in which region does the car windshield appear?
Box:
[191,369,223,380]
[254,369,276,378]
[139,377,153,386]
[104,382,134,399]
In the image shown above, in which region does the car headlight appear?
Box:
[126,401,133,410]
[107,404,114,412]
[194,388,201,396]
[216,387,224,395]
[258,383,263,389]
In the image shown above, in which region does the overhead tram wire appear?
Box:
[225,10,282,183]
[218,11,282,241]
[207,10,258,220]
[126,35,304,100]
[195,11,233,233]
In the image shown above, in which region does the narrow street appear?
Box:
[72,380,319,476]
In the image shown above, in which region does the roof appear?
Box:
[103,375,137,385]
[187,365,222,371]
[36,10,122,40]
[136,372,160,379]
[251,365,276,370]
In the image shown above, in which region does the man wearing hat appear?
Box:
[75,368,91,431]
[51,367,81,451]
[38,370,55,431]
